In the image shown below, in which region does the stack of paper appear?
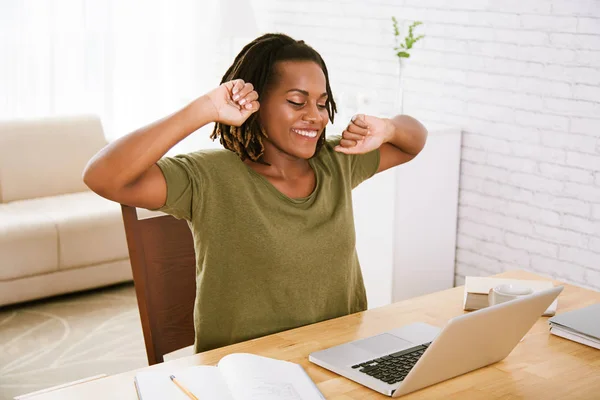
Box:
[548,303,600,350]
[463,276,557,316]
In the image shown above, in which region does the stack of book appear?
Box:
[548,303,600,350]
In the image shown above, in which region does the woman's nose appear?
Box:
[303,104,320,122]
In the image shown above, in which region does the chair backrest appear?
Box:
[121,204,196,365]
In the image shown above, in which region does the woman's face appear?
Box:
[258,60,330,161]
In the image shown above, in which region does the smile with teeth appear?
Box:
[292,128,319,138]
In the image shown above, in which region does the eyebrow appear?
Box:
[286,89,328,98]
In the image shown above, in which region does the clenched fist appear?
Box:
[206,79,260,126]
[335,114,394,154]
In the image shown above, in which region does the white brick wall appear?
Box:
[253,0,600,290]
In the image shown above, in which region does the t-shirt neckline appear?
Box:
[243,158,319,205]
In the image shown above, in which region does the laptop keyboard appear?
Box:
[351,342,431,385]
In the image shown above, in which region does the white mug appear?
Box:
[488,283,534,307]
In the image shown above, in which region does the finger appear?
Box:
[351,114,369,129]
[339,138,358,148]
[342,130,365,141]
[232,82,255,101]
[241,100,260,112]
[334,145,358,154]
[236,90,258,107]
[230,79,245,96]
[346,122,369,136]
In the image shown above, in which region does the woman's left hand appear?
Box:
[334,114,394,154]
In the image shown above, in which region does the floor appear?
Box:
[0,283,148,400]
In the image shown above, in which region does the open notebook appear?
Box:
[134,353,325,400]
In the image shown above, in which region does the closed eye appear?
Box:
[287,100,328,109]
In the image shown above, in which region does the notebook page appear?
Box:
[218,353,325,400]
[135,365,234,400]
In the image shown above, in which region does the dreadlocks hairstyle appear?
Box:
[210,33,337,162]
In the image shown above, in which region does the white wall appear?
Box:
[251,0,600,291]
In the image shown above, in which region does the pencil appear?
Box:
[170,374,199,400]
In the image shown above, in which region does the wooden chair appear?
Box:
[120,205,196,365]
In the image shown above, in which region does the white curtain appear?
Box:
[0,0,245,153]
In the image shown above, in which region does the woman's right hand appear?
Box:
[205,79,260,126]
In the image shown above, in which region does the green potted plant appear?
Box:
[392,18,425,113]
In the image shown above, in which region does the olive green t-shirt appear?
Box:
[154,137,380,353]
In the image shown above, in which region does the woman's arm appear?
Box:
[334,113,428,173]
[82,96,216,210]
[83,79,260,210]
[376,115,428,173]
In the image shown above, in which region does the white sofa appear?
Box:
[0,115,135,307]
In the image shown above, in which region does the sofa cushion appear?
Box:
[0,259,132,307]
[14,192,130,270]
[0,204,59,281]
[0,115,108,203]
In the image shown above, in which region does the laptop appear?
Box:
[309,285,563,397]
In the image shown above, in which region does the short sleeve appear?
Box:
[152,154,200,221]
[326,136,380,189]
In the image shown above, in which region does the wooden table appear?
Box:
[25,270,600,399]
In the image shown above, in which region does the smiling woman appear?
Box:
[82,33,428,354]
